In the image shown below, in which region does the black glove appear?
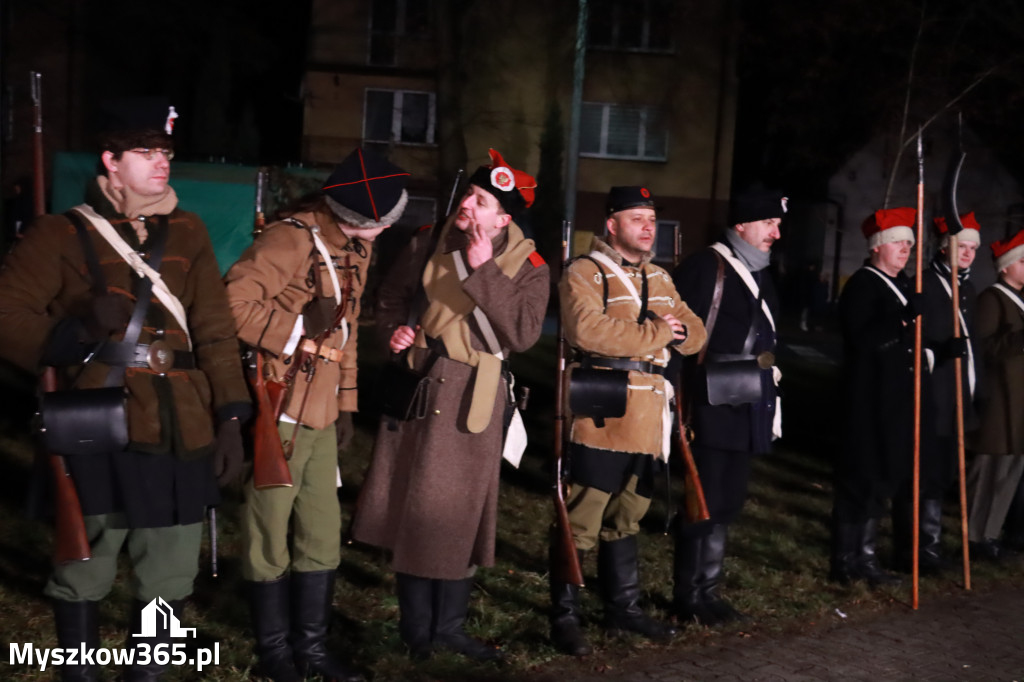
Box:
[943,337,969,360]
[82,293,133,342]
[336,411,354,453]
[903,292,925,322]
[212,418,244,487]
[303,297,337,339]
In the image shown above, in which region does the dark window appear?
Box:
[587,0,673,52]
[580,102,667,161]
[364,89,435,145]
[369,0,432,65]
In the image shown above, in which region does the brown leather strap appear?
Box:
[697,250,726,365]
[300,338,343,363]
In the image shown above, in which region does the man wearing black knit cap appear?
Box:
[670,185,785,626]
[353,149,550,661]
[225,147,410,682]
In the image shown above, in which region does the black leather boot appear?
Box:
[291,570,363,682]
[598,536,676,641]
[124,598,181,681]
[919,499,947,575]
[549,548,591,657]
[396,573,434,660]
[828,521,863,584]
[248,577,301,682]
[699,524,747,624]
[432,578,503,661]
[53,599,99,682]
[858,518,901,588]
[672,529,717,625]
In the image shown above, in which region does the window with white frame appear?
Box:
[368,0,432,66]
[363,89,436,145]
[580,102,667,161]
[588,0,673,52]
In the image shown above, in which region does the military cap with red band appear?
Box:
[322,147,410,229]
[991,229,1024,272]
[606,186,656,216]
[466,148,536,219]
[934,212,981,247]
[861,207,916,249]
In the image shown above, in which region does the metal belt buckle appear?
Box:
[147,340,175,373]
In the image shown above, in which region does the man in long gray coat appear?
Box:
[352,149,549,661]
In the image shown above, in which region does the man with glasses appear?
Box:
[0,99,251,681]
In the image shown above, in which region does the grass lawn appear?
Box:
[1,322,1021,681]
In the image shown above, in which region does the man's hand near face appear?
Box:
[466,220,494,269]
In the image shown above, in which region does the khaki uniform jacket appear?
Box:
[972,280,1024,455]
[0,181,250,457]
[352,222,550,580]
[562,237,706,458]
[224,203,369,428]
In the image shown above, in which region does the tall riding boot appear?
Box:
[699,524,746,624]
[919,499,947,575]
[858,518,901,588]
[598,536,677,641]
[672,528,716,625]
[290,570,364,682]
[828,521,863,584]
[247,577,301,682]
[124,599,181,681]
[549,547,591,657]
[396,573,434,660]
[891,497,913,573]
[432,578,503,661]
[52,599,100,682]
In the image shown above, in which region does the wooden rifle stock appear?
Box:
[40,368,91,564]
[248,352,293,489]
[552,220,584,586]
[31,71,45,217]
[674,374,710,523]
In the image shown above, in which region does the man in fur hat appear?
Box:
[224,147,410,682]
[352,149,549,661]
[550,186,705,656]
[0,100,251,681]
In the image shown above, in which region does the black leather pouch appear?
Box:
[704,360,762,406]
[40,387,129,456]
[569,367,629,419]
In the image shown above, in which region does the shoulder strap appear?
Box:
[576,255,609,312]
[65,210,107,297]
[698,250,726,365]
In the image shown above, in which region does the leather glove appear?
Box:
[943,337,969,360]
[902,292,925,322]
[303,297,337,339]
[212,418,244,487]
[82,293,134,342]
[336,411,354,453]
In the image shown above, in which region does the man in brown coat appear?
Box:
[352,149,549,661]
[967,228,1024,560]
[224,148,409,682]
[0,101,251,681]
[551,186,706,656]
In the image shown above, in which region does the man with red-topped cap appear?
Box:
[829,207,928,588]
[225,147,410,682]
[891,212,981,575]
[966,228,1024,561]
[352,149,549,661]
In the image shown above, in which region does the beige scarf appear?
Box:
[417,220,536,433]
[98,175,178,224]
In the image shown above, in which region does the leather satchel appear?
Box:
[568,367,629,420]
[704,360,762,406]
[40,387,129,456]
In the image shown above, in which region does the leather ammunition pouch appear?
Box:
[40,387,129,456]
[704,354,767,406]
[569,366,628,420]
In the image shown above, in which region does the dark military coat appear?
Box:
[972,280,1024,455]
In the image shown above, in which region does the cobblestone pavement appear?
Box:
[573,588,1024,681]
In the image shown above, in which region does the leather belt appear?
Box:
[706,351,776,369]
[301,338,343,363]
[580,356,667,376]
[94,340,196,372]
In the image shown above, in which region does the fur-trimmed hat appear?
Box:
[729,185,787,226]
[321,148,410,229]
[96,97,177,153]
[862,207,916,249]
[992,229,1024,273]
[466,148,536,219]
[933,212,981,248]
[606,186,656,216]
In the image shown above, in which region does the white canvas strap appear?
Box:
[589,250,643,310]
[709,243,776,332]
[864,265,909,306]
[994,282,1024,317]
[933,270,976,397]
[452,250,504,359]
[308,226,349,347]
[73,204,192,350]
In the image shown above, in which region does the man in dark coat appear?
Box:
[830,207,924,588]
[0,101,251,681]
[351,149,549,661]
[671,186,784,625]
[893,213,980,574]
[966,228,1024,560]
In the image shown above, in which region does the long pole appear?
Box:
[31,72,45,217]
[563,0,588,232]
[948,238,972,590]
[912,129,925,610]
